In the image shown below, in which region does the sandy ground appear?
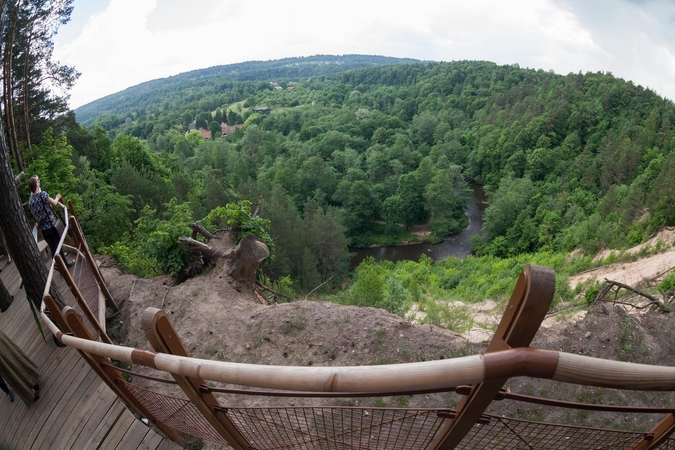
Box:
[570,228,675,288]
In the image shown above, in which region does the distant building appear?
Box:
[253,107,271,115]
[287,86,295,91]
[198,128,211,140]
[221,122,243,136]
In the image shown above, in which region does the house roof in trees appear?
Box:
[221,122,243,136]
[198,128,211,140]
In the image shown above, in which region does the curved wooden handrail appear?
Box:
[40,201,70,302]
[38,314,675,394]
[35,202,675,399]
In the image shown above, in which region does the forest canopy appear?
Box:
[16,55,675,294]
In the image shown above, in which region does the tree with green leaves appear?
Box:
[22,128,74,191]
[208,120,220,139]
[2,0,78,170]
[109,159,174,218]
[349,257,385,308]
[303,197,349,282]
[261,186,306,283]
[397,172,427,228]
[424,164,471,237]
[112,134,154,173]
[344,180,376,235]
[381,194,404,234]
[482,176,535,242]
[75,158,133,252]
[107,199,193,277]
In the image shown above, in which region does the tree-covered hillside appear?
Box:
[73,55,421,125]
[34,58,674,298]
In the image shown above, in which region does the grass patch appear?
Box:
[374,398,387,407]
[418,299,474,333]
[280,315,306,335]
[323,344,339,361]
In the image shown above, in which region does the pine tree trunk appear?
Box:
[1,3,23,171]
[21,32,31,150]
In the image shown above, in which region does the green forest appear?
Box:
[6,2,675,331]
[67,61,675,296]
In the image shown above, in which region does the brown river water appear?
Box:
[350,183,486,268]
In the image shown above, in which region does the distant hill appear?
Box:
[73,54,422,125]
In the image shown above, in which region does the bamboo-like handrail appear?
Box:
[32,200,675,450]
[38,316,675,394]
[32,215,675,396]
[556,352,675,390]
[39,201,70,302]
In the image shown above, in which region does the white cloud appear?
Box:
[54,0,675,108]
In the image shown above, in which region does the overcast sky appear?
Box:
[53,0,675,110]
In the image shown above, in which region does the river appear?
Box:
[349,183,487,267]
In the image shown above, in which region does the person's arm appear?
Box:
[47,193,62,207]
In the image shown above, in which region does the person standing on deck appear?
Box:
[27,175,73,268]
[0,330,39,405]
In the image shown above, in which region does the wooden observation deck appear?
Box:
[4,202,675,449]
[0,246,179,450]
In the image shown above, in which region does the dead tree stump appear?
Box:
[178,223,269,289]
[228,234,269,286]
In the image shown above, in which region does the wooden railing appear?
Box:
[33,202,675,449]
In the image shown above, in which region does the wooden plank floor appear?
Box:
[0,253,181,450]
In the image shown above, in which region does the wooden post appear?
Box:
[68,216,118,312]
[630,414,675,449]
[427,265,556,450]
[63,307,185,446]
[67,199,78,222]
[43,294,70,339]
[142,307,252,450]
[55,254,111,343]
